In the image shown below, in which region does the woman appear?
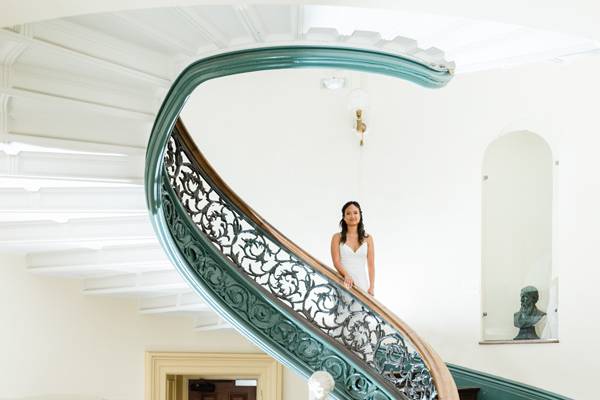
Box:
[330,201,375,296]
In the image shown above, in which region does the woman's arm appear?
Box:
[367,235,375,296]
[331,233,353,289]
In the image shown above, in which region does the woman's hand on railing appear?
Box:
[343,274,354,289]
[368,286,375,296]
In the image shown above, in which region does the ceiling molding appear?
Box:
[13,63,160,112]
[139,292,209,314]
[194,319,233,331]
[0,186,145,214]
[0,28,171,88]
[111,12,198,57]
[82,270,188,295]
[293,5,303,40]
[27,244,172,276]
[173,7,228,49]
[234,5,265,43]
[32,19,172,79]
[0,149,144,183]
[0,216,156,249]
[4,131,146,155]
[0,86,155,121]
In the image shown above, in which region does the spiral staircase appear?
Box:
[0,4,586,400]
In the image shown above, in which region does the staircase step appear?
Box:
[0,150,144,183]
[27,244,171,277]
[0,216,156,251]
[82,270,188,296]
[0,187,145,218]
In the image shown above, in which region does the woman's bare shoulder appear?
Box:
[366,233,374,242]
[331,232,341,241]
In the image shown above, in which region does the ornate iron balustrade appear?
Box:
[146,46,458,400]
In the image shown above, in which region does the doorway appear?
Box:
[146,352,282,400]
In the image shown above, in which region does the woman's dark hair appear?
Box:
[339,201,366,245]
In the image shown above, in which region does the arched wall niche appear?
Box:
[481,130,559,343]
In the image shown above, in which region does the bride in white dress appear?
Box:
[330,201,375,296]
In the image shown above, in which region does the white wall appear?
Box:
[0,253,307,400]
[181,55,600,399]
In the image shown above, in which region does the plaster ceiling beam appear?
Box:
[111,13,198,57]
[31,19,172,82]
[0,186,145,214]
[0,150,144,183]
[233,5,265,43]
[292,5,304,40]
[193,320,233,332]
[27,244,172,275]
[0,28,171,88]
[139,292,210,314]
[0,87,155,122]
[2,131,146,156]
[0,215,156,248]
[12,63,161,116]
[0,95,7,143]
[174,7,229,49]
[1,32,29,143]
[82,270,188,295]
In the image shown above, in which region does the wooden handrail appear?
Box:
[174,117,459,400]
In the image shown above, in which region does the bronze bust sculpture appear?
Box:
[513,286,546,340]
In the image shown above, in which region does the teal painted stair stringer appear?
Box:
[448,364,573,400]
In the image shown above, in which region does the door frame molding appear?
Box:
[145,352,283,400]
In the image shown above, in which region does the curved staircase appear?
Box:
[0,5,580,400]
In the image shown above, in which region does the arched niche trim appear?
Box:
[481,130,558,343]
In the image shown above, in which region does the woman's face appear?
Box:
[343,204,361,226]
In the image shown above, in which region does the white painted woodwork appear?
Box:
[194,320,233,331]
[11,63,159,116]
[173,7,228,49]
[27,244,172,277]
[0,216,156,251]
[2,132,145,155]
[8,97,152,148]
[139,292,210,314]
[111,12,198,58]
[345,30,382,46]
[0,149,143,183]
[0,87,154,121]
[0,28,171,88]
[82,270,188,296]
[234,5,266,43]
[0,186,145,214]
[292,5,303,40]
[31,19,172,80]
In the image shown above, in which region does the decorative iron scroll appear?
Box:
[164,129,436,400]
[161,177,391,400]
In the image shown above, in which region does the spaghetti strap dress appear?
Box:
[339,241,369,291]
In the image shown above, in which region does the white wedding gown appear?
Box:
[339,241,369,291]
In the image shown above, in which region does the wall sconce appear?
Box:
[348,89,369,146]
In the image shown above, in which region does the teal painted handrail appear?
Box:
[145,46,456,400]
[449,364,573,400]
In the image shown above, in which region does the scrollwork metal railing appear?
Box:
[146,46,458,400]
